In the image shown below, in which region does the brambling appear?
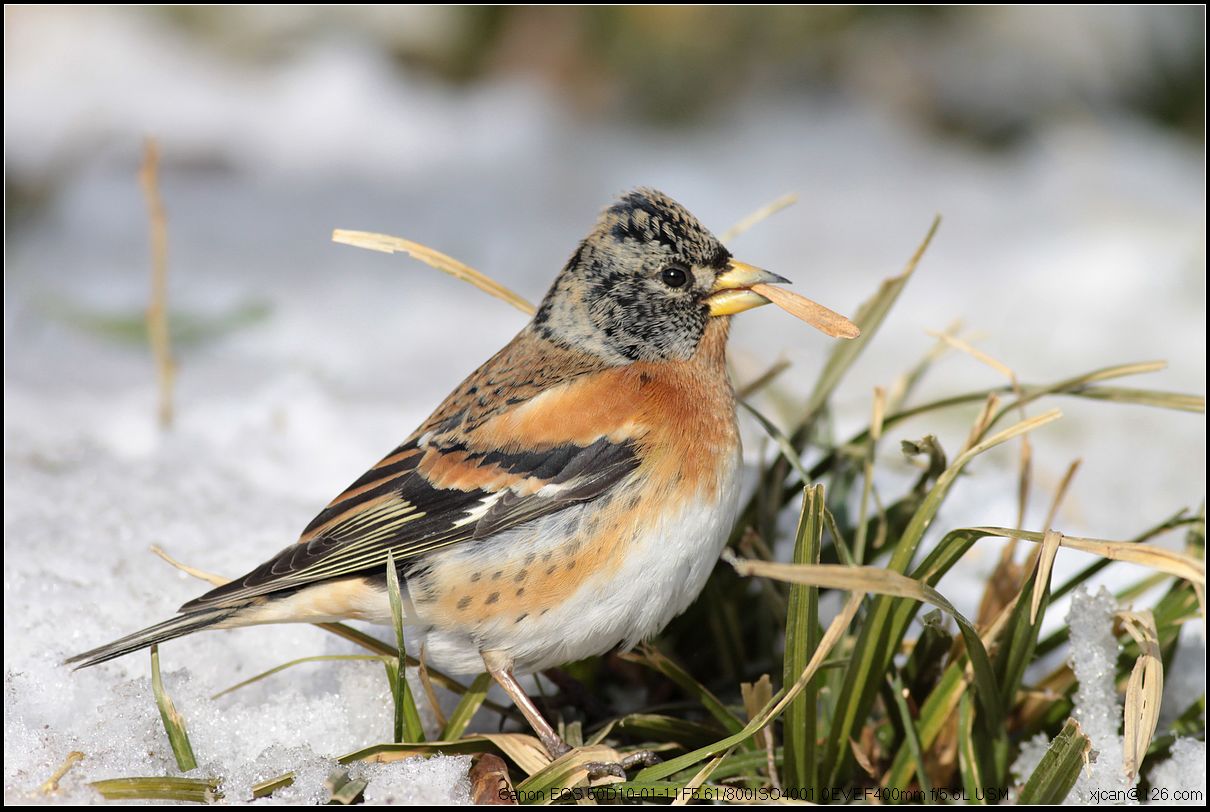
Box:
[69,188,842,760]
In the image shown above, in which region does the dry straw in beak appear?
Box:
[748,283,861,339]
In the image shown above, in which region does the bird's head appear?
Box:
[532,188,786,363]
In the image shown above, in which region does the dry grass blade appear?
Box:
[961,393,1001,457]
[342,736,511,766]
[139,138,175,429]
[441,672,494,741]
[928,330,1015,379]
[1042,459,1082,533]
[886,320,960,413]
[720,192,798,243]
[999,459,1081,628]
[150,545,228,586]
[332,229,536,315]
[1118,610,1163,780]
[849,737,879,779]
[972,527,1206,586]
[1031,529,1064,624]
[672,748,735,806]
[750,282,861,339]
[150,644,197,772]
[740,674,778,789]
[415,648,447,730]
[472,733,553,777]
[39,751,84,795]
[728,558,970,625]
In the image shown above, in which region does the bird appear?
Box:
[68,188,841,763]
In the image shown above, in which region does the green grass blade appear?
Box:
[614,714,729,751]
[739,401,811,483]
[803,215,940,420]
[888,672,931,794]
[90,777,221,803]
[251,772,295,799]
[781,485,824,791]
[386,552,425,743]
[1067,385,1204,412]
[622,647,746,735]
[1018,719,1090,804]
[956,693,986,804]
[211,655,384,700]
[441,672,493,741]
[995,570,1049,712]
[149,645,197,772]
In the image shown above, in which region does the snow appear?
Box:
[5,6,1205,805]
[1148,739,1207,806]
[1066,587,1135,804]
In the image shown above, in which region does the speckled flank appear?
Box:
[420,489,633,625]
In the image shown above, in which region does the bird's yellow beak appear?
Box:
[707,259,862,339]
[706,260,789,317]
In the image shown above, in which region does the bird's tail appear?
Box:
[66,607,238,669]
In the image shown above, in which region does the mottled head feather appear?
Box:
[532,188,732,363]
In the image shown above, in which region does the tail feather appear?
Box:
[66,608,237,669]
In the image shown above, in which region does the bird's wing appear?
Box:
[181,334,641,611]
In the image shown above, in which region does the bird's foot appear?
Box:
[582,750,661,780]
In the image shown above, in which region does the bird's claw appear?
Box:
[583,750,661,780]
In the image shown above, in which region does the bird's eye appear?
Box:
[661,266,689,288]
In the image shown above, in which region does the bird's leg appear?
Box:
[483,651,571,760]
[482,651,660,778]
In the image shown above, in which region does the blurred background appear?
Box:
[4,5,1205,801]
